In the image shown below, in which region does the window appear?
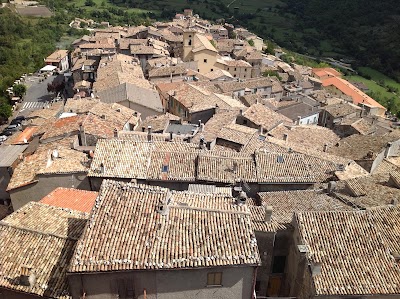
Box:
[234,74,237,77]
[162,165,169,172]
[211,68,214,72]
[204,59,207,63]
[234,68,237,71]
[272,256,286,274]
[207,272,222,286]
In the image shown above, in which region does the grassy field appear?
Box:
[346,74,394,98]
[346,71,400,113]
[358,67,400,91]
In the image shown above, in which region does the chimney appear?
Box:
[113,128,118,138]
[259,126,263,134]
[215,104,219,113]
[169,132,173,141]
[147,126,152,142]
[392,198,398,206]
[311,262,322,277]
[101,115,106,119]
[199,136,206,149]
[239,109,243,116]
[78,122,86,146]
[327,181,337,194]
[142,126,145,132]
[264,206,273,222]
[236,190,247,205]
[100,162,105,174]
[297,116,302,125]
[384,142,392,158]
[323,144,328,152]
[283,133,288,142]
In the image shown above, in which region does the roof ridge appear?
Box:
[0,220,80,241]
[170,205,250,215]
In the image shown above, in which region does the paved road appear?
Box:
[17,74,56,116]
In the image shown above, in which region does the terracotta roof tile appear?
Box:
[197,152,257,183]
[242,103,293,131]
[39,188,98,213]
[296,207,400,296]
[69,180,260,272]
[0,202,87,298]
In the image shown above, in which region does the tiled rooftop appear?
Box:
[0,202,88,298]
[328,131,400,161]
[39,187,98,213]
[268,124,341,152]
[64,97,100,114]
[197,152,257,183]
[333,174,400,208]
[7,139,88,191]
[217,123,258,146]
[147,151,198,181]
[255,151,316,183]
[254,190,352,232]
[137,113,180,133]
[69,180,260,272]
[296,207,400,296]
[242,103,293,131]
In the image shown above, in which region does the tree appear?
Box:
[85,0,96,6]
[0,98,12,122]
[247,39,255,47]
[13,84,27,98]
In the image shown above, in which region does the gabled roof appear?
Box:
[242,103,292,131]
[197,151,257,183]
[69,180,260,273]
[255,151,316,183]
[268,124,340,152]
[312,67,341,78]
[45,50,68,63]
[192,34,217,53]
[296,207,400,296]
[0,202,88,298]
[328,131,400,161]
[7,139,88,191]
[322,76,386,110]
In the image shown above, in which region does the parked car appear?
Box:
[10,119,23,125]
[0,135,7,143]
[1,130,14,136]
[5,124,21,132]
[14,115,26,121]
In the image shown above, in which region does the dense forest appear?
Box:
[284,0,400,81]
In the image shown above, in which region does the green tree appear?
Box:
[85,0,96,6]
[247,39,255,47]
[12,84,27,98]
[0,98,12,121]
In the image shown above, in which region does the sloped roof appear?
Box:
[197,151,257,183]
[0,202,88,298]
[242,103,293,131]
[69,180,260,273]
[296,207,400,296]
[322,76,386,110]
[39,188,98,213]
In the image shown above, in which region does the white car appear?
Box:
[0,135,7,143]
